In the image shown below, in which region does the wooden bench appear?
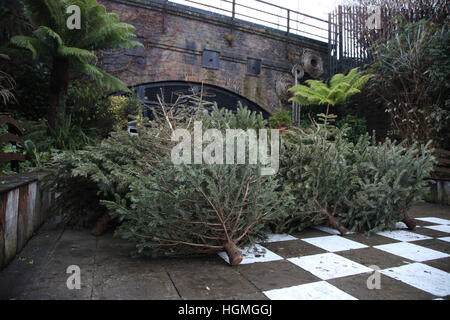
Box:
[431,149,450,180]
[0,115,25,172]
[427,148,450,205]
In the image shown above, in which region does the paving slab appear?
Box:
[169,267,258,300]
[0,224,63,300]
[261,240,327,259]
[411,226,450,238]
[381,263,450,297]
[0,203,448,300]
[335,247,413,270]
[288,253,374,280]
[412,239,450,255]
[344,233,402,246]
[93,271,179,300]
[263,281,357,300]
[374,242,450,262]
[235,260,320,291]
[423,257,450,273]
[328,273,435,300]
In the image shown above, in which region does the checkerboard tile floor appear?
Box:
[218,216,450,300]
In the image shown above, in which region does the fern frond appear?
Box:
[10,36,45,60]
[58,45,96,63]
[34,26,64,46]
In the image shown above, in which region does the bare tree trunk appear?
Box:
[223,241,243,266]
[48,58,69,127]
[91,212,112,236]
[314,199,348,235]
[402,213,417,230]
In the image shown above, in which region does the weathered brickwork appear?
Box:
[99,0,328,114]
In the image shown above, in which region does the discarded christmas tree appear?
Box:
[48,98,289,265]
[277,126,434,235]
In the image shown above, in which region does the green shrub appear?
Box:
[337,114,367,144]
[269,110,292,128]
[369,20,449,149]
[277,126,435,234]
[67,81,142,138]
[203,102,268,131]
[5,62,50,120]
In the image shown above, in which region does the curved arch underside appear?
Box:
[133,81,270,119]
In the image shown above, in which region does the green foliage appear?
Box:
[44,127,154,226]
[369,20,450,149]
[45,101,278,246]
[10,0,142,92]
[337,114,367,144]
[47,116,99,151]
[340,139,434,232]
[103,163,287,257]
[108,94,141,129]
[269,110,292,128]
[202,102,268,131]
[277,126,435,234]
[0,53,16,107]
[66,80,109,131]
[17,117,98,172]
[289,68,373,127]
[66,81,142,137]
[5,62,50,120]
[0,3,31,44]
[0,123,37,175]
[9,0,143,127]
[289,68,372,108]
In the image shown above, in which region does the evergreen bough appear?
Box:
[277,126,435,234]
[47,101,289,264]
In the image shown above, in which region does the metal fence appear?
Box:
[328,5,372,76]
[168,0,329,42]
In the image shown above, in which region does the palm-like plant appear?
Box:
[289,68,373,127]
[10,0,142,126]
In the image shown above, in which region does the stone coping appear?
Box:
[0,171,50,194]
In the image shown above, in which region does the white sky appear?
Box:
[169,0,345,41]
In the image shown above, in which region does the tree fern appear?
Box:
[10,0,143,126]
[289,68,373,127]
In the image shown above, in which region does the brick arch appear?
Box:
[133,80,270,118]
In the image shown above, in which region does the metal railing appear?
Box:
[328,5,372,76]
[167,0,329,42]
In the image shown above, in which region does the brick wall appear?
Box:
[99,0,328,114]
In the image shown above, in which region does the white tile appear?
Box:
[263,281,357,300]
[424,225,450,234]
[438,236,450,243]
[314,225,354,235]
[415,217,450,225]
[288,253,373,280]
[381,263,450,297]
[374,242,449,262]
[376,230,432,242]
[260,233,297,243]
[301,235,368,252]
[217,244,283,265]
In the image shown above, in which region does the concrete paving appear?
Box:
[0,202,449,300]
